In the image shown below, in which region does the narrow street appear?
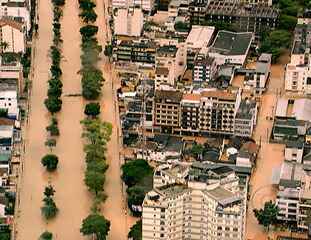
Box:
[16,0,91,239]
[96,0,138,239]
[246,64,286,240]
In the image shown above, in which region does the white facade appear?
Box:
[0,20,25,53]
[0,90,18,118]
[114,8,143,37]
[143,169,246,240]
[285,62,311,95]
[284,145,304,163]
[155,67,175,89]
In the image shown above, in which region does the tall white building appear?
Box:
[276,161,311,231]
[285,24,311,95]
[114,8,143,37]
[143,164,247,240]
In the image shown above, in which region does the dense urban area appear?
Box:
[0,0,308,239]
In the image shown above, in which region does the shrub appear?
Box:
[41,154,59,172]
[84,102,100,117]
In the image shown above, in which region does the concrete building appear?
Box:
[234,99,258,137]
[209,31,253,66]
[113,39,157,64]
[185,25,215,67]
[112,0,154,12]
[284,139,304,163]
[276,161,311,231]
[239,0,272,5]
[245,53,271,95]
[114,8,143,37]
[285,23,311,95]
[189,0,278,34]
[155,67,174,89]
[0,0,30,33]
[0,19,25,53]
[142,165,247,240]
[180,88,242,136]
[192,55,217,84]
[155,44,187,85]
[154,89,183,134]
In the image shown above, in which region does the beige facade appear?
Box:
[0,20,25,53]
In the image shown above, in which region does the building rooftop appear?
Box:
[155,67,169,75]
[155,89,183,102]
[235,99,257,120]
[186,25,215,49]
[279,161,304,188]
[211,31,253,56]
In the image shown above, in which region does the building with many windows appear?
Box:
[192,55,217,84]
[153,89,183,134]
[285,23,311,95]
[234,99,257,137]
[276,161,311,231]
[142,164,247,240]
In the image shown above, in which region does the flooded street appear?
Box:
[245,64,286,240]
[96,0,138,239]
[17,0,137,239]
[16,0,91,239]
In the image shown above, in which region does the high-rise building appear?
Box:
[142,164,247,240]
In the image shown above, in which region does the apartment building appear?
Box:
[189,0,279,34]
[142,165,247,240]
[276,161,311,231]
[155,88,242,136]
[234,99,257,137]
[154,89,183,134]
[245,53,271,95]
[155,44,187,84]
[113,40,157,64]
[114,8,143,37]
[192,55,217,84]
[180,88,242,136]
[112,0,154,12]
[239,0,272,5]
[285,24,311,95]
[284,139,304,163]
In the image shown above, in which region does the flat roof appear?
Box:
[186,25,215,49]
[275,98,288,117]
[211,31,253,55]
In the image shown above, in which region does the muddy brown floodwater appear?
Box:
[245,64,286,240]
[16,0,91,239]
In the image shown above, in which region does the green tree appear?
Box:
[79,9,97,23]
[190,144,204,160]
[80,25,98,41]
[128,220,142,240]
[44,96,62,113]
[84,102,100,117]
[104,44,113,57]
[41,154,59,171]
[45,138,57,151]
[44,185,55,198]
[79,0,96,10]
[279,14,297,31]
[46,117,60,136]
[253,200,279,230]
[84,170,105,195]
[127,186,145,214]
[52,0,65,6]
[81,69,104,99]
[174,21,190,32]
[121,159,153,187]
[39,231,53,240]
[41,196,58,220]
[80,214,110,240]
